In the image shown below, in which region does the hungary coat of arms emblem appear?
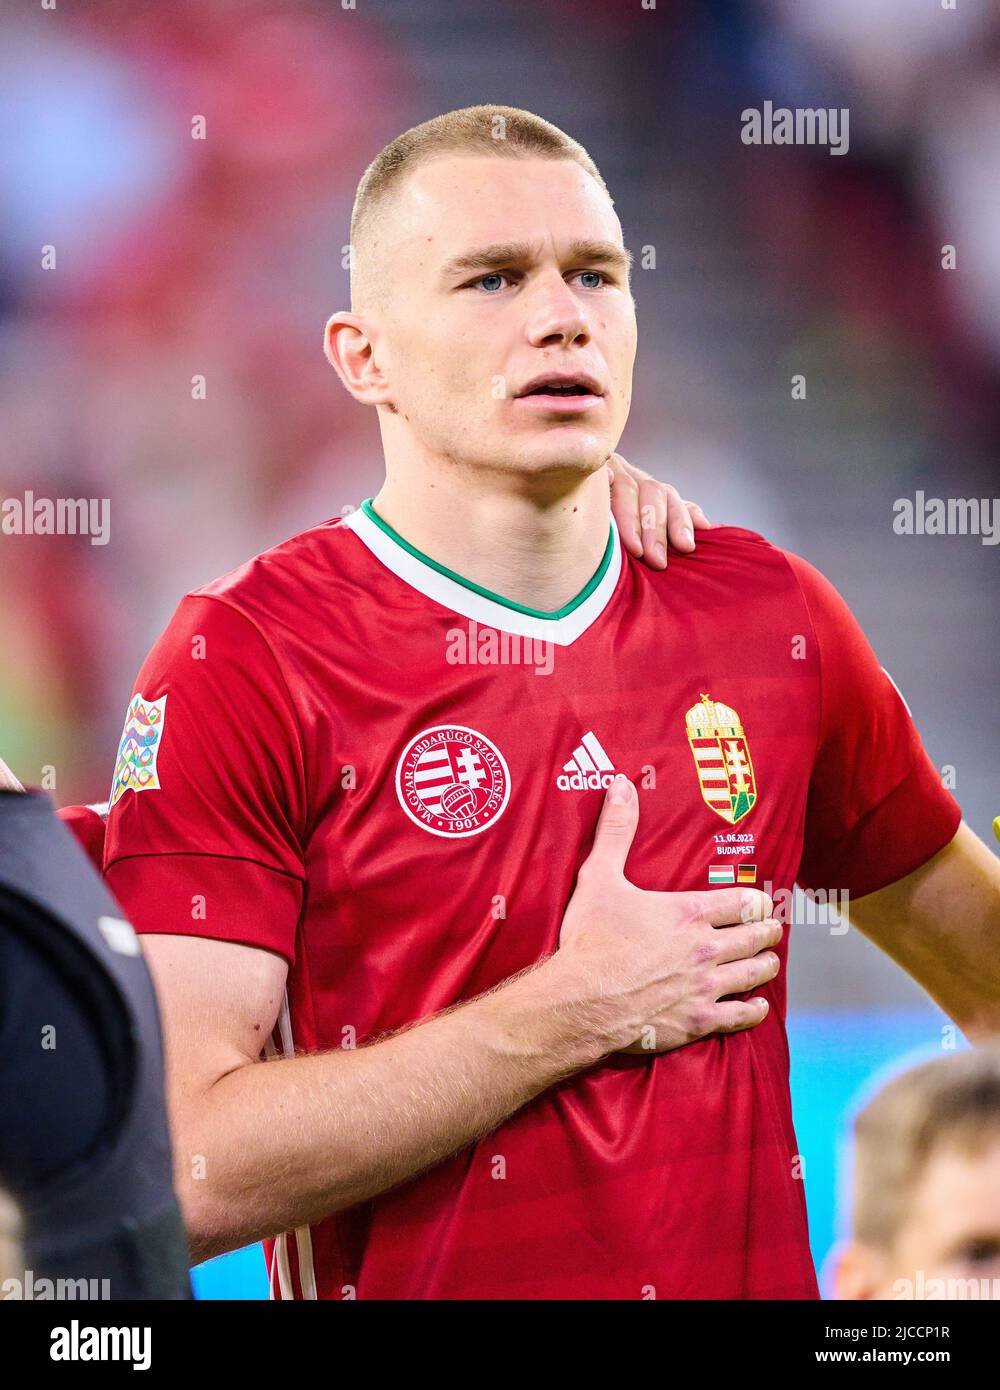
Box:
[685,693,757,824]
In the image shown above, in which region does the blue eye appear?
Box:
[467,269,608,293]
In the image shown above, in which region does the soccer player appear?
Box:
[100,107,1000,1300]
[834,1048,1000,1300]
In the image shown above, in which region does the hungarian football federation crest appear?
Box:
[685,693,757,824]
[109,693,167,809]
[396,725,510,838]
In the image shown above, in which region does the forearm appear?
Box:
[179,956,616,1262]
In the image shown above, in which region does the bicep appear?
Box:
[848,822,999,936]
[786,549,962,900]
[846,823,1000,1016]
[140,933,288,1107]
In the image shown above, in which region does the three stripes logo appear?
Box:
[557,731,618,791]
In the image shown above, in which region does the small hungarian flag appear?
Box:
[708,864,735,885]
[737,863,757,884]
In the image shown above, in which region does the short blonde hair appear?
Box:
[851,1046,1000,1249]
[349,105,610,310]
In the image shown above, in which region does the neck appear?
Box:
[370,460,612,613]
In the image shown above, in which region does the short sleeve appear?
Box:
[103,594,306,965]
[785,552,961,900]
[56,804,107,875]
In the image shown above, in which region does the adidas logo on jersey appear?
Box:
[557,731,617,790]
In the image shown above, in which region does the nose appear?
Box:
[525,272,591,349]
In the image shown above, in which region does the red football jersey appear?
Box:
[55,802,108,870]
[102,500,960,1299]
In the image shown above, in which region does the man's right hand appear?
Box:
[555,776,781,1055]
[137,771,781,1261]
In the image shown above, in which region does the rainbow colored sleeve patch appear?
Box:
[109,693,167,809]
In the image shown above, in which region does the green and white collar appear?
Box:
[341,498,622,647]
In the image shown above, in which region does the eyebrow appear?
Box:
[439,239,633,283]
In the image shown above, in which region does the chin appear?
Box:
[513,431,612,476]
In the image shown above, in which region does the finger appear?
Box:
[638,475,668,569]
[709,996,770,1034]
[580,776,639,880]
[610,452,654,487]
[698,887,774,928]
[607,455,643,557]
[713,951,781,1000]
[665,484,695,553]
[685,499,713,530]
[712,917,783,965]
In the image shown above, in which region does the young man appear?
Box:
[834,1048,1000,1300]
[100,107,999,1300]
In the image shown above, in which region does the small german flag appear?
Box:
[737,863,757,884]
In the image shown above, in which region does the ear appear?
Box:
[323,312,392,407]
[831,1238,885,1300]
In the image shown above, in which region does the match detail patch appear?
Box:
[109,693,167,809]
[395,725,510,839]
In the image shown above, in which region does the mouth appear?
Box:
[514,374,604,413]
[516,373,603,399]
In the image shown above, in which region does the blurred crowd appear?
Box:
[0,0,409,799]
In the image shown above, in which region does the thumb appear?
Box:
[584,776,639,879]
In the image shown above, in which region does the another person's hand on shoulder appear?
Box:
[607,452,712,570]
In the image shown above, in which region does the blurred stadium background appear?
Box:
[1,0,996,1298]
